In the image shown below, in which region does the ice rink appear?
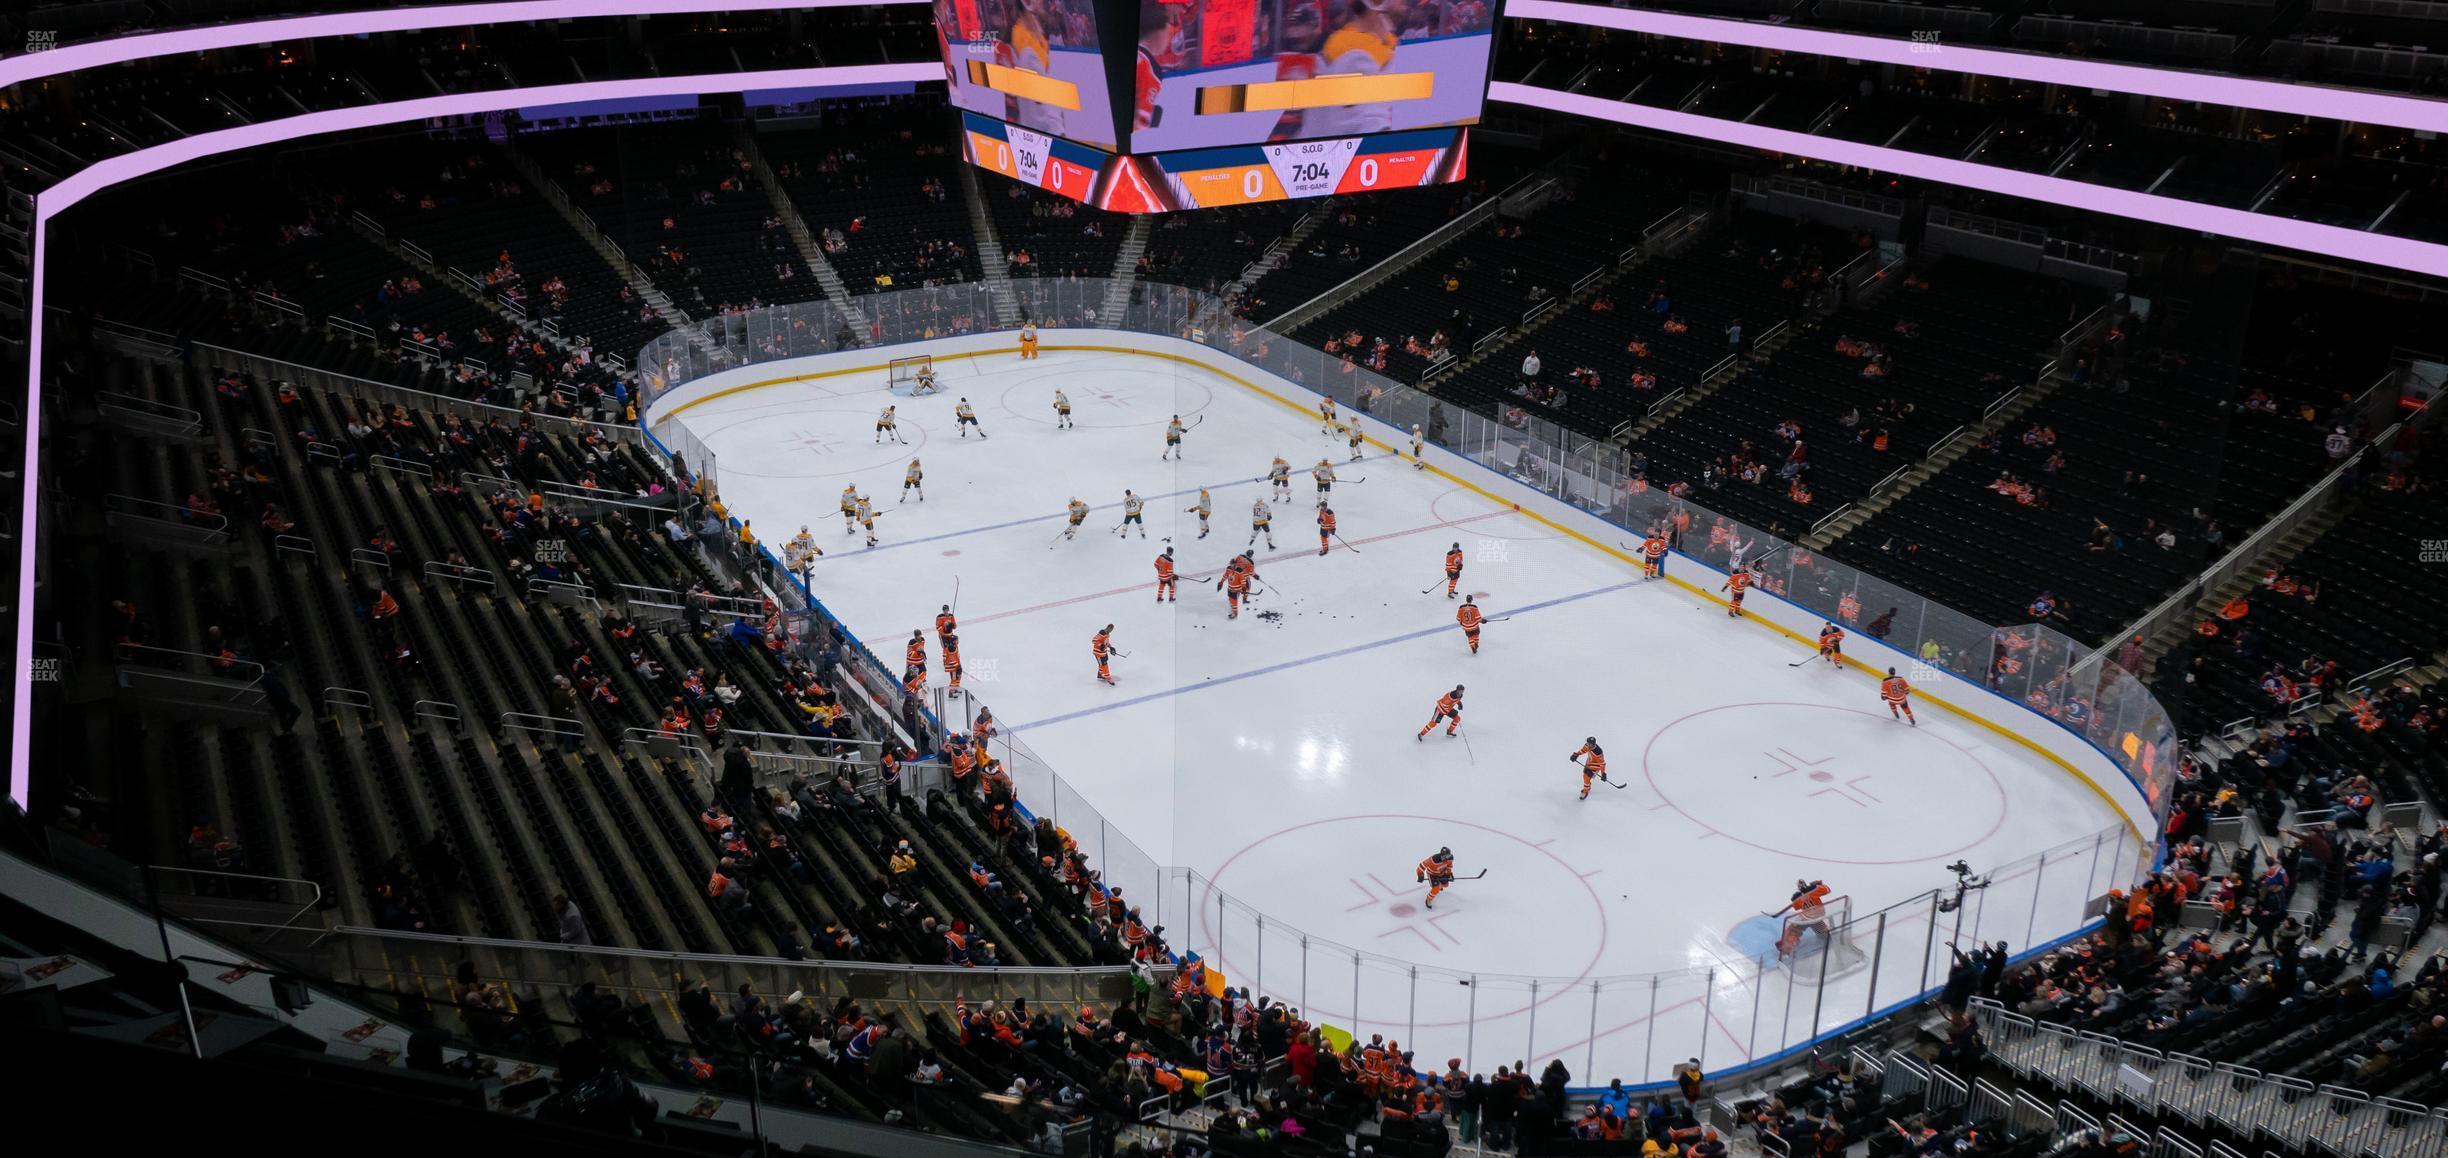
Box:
[672,342,2141,1082]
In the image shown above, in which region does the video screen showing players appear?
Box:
[1129,0,1499,153]
[935,0,1123,151]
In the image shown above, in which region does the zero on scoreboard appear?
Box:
[960,111,1467,212]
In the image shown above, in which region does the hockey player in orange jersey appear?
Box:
[1881,667,1916,725]
[1569,738,1609,800]
[1456,596,1484,654]
[1416,685,1464,740]
[1444,542,1465,598]
[1817,621,1845,666]
[1721,567,1753,618]
[1777,879,1834,958]
[1416,846,1456,909]
[1219,552,1259,618]
[1153,547,1178,602]
[1640,531,1668,580]
[1092,625,1119,685]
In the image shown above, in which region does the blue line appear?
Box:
[841,453,1395,557]
[1007,579,1640,733]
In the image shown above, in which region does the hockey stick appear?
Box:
[1482,616,1513,624]
[1332,532,1361,554]
[1455,723,1476,765]
[1788,655,1816,668]
[1419,581,1446,594]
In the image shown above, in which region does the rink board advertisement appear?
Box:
[644,326,2162,846]
[961,110,1466,210]
[935,0,1123,151]
[1128,0,1500,152]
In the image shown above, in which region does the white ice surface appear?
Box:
[679,347,2134,1083]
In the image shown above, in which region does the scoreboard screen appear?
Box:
[934,0,1123,151]
[1129,0,1499,153]
[961,111,1466,211]
[1149,129,1466,207]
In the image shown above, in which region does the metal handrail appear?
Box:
[500,712,583,738]
[104,493,228,535]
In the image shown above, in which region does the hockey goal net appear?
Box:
[888,355,936,395]
[1779,894,1866,972]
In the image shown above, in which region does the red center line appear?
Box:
[966,508,1516,625]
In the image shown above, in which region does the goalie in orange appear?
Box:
[1776,879,1834,959]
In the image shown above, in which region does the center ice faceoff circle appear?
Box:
[994,360,1213,428]
[1643,703,2010,865]
[1200,814,1607,1022]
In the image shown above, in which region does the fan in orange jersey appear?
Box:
[1640,530,1668,580]
[1416,846,1456,910]
[1153,547,1178,603]
[1569,737,1609,800]
[1092,625,1118,685]
[1444,542,1465,598]
[1416,684,1464,740]
[1777,879,1834,958]
[942,633,965,696]
[1316,504,1339,556]
[1817,621,1845,666]
[935,604,958,648]
[1456,596,1484,655]
[1881,667,1916,725]
[1721,567,1753,618]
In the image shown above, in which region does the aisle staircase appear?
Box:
[343,215,589,366]
[1221,205,1327,301]
[1101,216,1153,319]
[493,139,710,359]
[1799,372,2067,550]
[731,122,869,335]
[954,160,1024,327]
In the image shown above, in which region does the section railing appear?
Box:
[1971,997,2448,1157]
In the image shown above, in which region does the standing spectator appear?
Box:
[1979,941,2010,997]
[1677,1057,1706,1105]
[721,741,756,810]
[1940,946,1978,1014]
[1482,1064,1521,1150]
[1459,1070,1487,1145]
[1519,349,1542,384]
[556,893,591,947]
[1726,318,1745,356]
